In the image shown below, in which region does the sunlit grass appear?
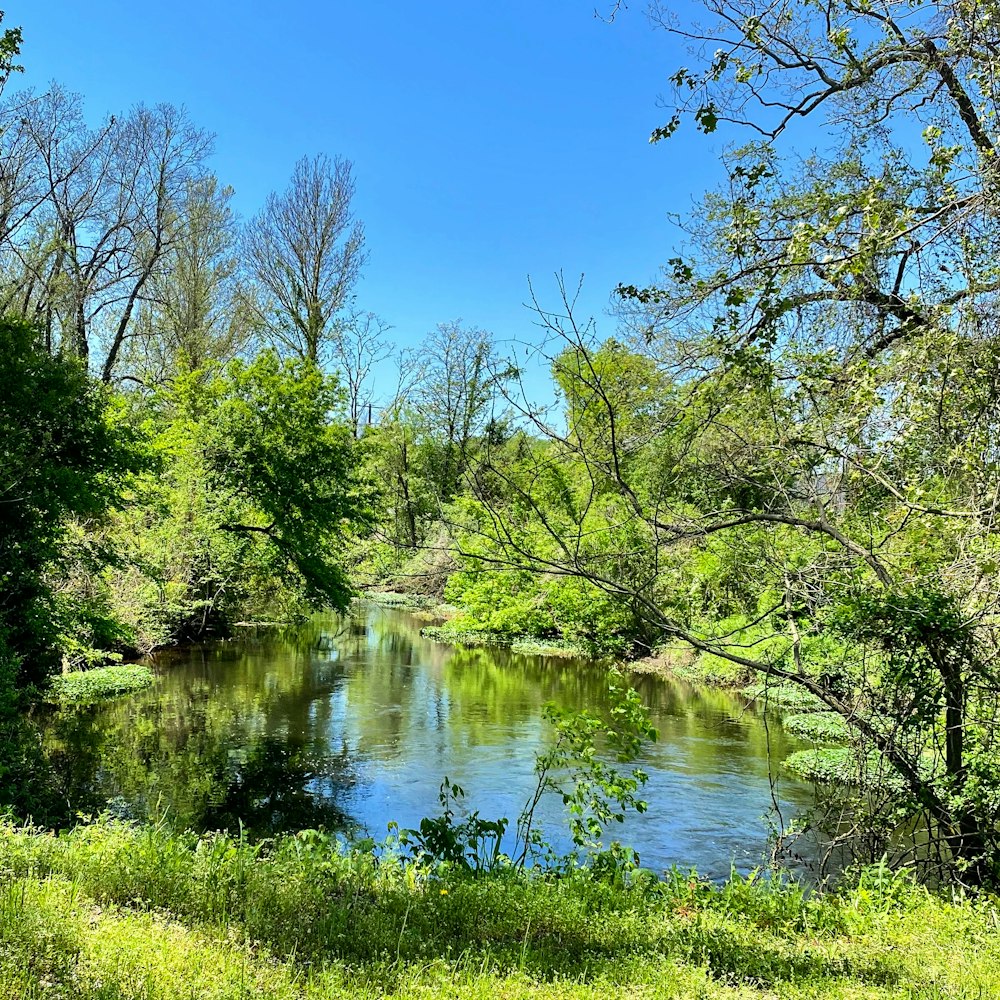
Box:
[1,819,998,998]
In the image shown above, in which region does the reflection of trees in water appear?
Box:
[200,736,352,836]
[37,706,109,821]
[43,645,357,836]
[34,605,807,846]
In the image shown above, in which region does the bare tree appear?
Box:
[0,85,113,355]
[330,310,393,435]
[414,321,500,501]
[123,175,257,384]
[3,90,212,374]
[243,154,367,365]
[96,103,213,381]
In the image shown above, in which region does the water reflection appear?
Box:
[41,605,814,878]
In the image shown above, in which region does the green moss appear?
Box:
[47,663,155,704]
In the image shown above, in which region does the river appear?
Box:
[41,603,816,879]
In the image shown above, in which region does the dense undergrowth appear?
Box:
[1,818,998,999]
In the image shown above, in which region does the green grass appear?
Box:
[46,663,155,704]
[1,819,998,998]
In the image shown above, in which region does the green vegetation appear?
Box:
[3,1,1000,994]
[784,713,852,746]
[784,748,864,786]
[0,316,148,692]
[47,664,155,704]
[420,623,592,659]
[1,820,999,1000]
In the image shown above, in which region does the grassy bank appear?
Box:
[1,819,998,998]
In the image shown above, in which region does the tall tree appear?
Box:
[243,154,367,365]
[456,1,1000,883]
[6,91,212,375]
[414,321,500,501]
[125,175,255,383]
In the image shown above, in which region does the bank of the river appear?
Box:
[361,590,627,658]
[361,593,797,688]
[366,590,824,722]
[2,818,998,1000]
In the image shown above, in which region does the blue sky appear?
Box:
[11,1,726,379]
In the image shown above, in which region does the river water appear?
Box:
[41,604,816,879]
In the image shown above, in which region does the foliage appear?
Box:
[742,683,826,714]
[200,351,374,608]
[394,777,509,874]
[98,352,373,645]
[524,671,657,859]
[47,663,155,704]
[0,317,148,689]
[2,818,1000,998]
[785,748,862,785]
[784,712,851,745]
[125,174,254,382]
[440,428,657,656]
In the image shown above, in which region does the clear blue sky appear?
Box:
[11,1,725,374]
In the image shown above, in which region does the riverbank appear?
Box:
[1,818,997,999]
[362,590,617,658]
[361,592,793,687]
[365,590,824,722]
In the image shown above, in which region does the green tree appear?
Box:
[459,1,1000,883]
[0,317,146,688]
[204,351,374,609]
[121,351,374,641]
